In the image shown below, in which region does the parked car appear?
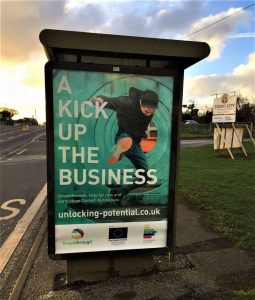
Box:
[184,120,199,125]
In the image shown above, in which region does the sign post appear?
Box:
[212,93,253,159]
[213,93,236,159]
[245,124,255,148]
[231,123,248,157]
[214,123,235,160]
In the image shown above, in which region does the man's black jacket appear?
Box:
[99,87,154,141]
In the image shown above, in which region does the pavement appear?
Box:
[20,196,255,300]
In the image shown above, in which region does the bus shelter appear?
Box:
[40,29,210,269]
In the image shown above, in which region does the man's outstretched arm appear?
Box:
[92,95,125,111]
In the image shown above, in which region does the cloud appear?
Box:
[184,52,255,106]
[1,1,253,111]
[62,2,106,32]
[184,7,252,60]
[0,68,45,123]
[1,0,204,62]
[1,0,107,88]
[1,0,67,62]
[226,52,255,98]
[229,32,255,38]
[101,1,202,37]
[2,1,251,64]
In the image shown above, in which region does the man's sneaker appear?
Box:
[108,137,132,164]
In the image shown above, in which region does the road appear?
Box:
[0,125,47,299]
[0,125,45,158]
[180,138,213,148]
[0,125,46,243]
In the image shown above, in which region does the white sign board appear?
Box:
[212,94,237,123]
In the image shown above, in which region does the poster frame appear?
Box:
[45,61,182,259]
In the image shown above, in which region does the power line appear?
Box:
[182,3,255,39]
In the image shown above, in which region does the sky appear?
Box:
[0,0,254,123]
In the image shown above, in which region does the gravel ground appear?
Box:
[20,199,255,300]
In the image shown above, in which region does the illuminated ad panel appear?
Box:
[47,64,173,254]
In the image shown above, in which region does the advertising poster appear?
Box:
[51,67,173,254]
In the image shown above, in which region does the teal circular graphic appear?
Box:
[72,228,84,240]
[75,75,173,203]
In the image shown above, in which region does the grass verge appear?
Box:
[178,142,255,251]
[233,289,255,300]
[181,132,212,139]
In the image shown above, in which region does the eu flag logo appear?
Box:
[109,227,128,240]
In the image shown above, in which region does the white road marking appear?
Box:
[6,149,28,161]
[0,132,45,160]
[0,199,26,221]
[17,149,27,155]
[0,183,47,274]
[1,154,46,164]
[32,132,45,142]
